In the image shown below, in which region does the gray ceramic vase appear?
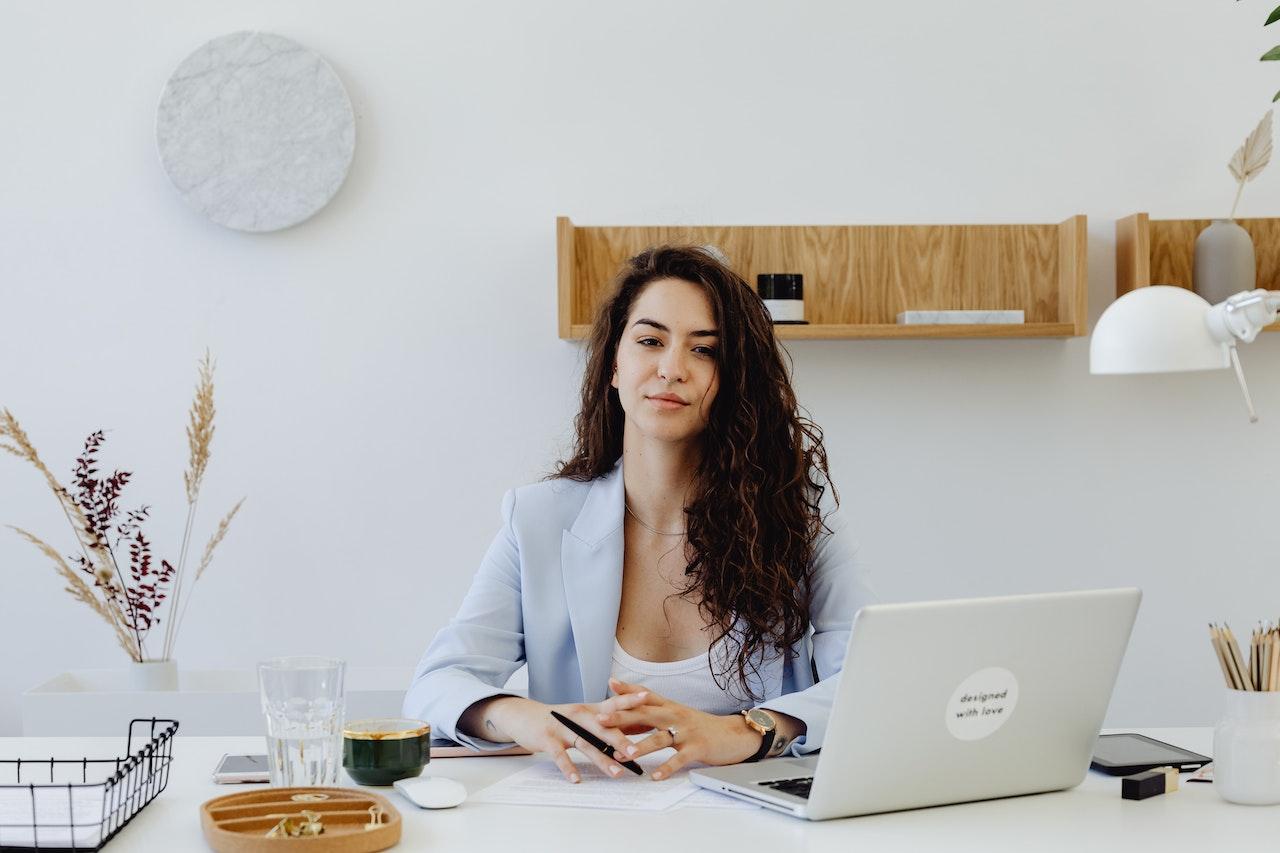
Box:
[1193,219,1255,305]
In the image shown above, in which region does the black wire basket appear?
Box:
[0,718,178,852]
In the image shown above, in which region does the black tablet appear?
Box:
[1090,733,1212,776]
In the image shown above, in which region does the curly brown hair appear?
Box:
[550,245,838,700]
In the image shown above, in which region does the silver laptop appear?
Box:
[690,587,1141,820]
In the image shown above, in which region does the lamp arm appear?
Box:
[1201,289,1279,424]
[1230,346,1260,424]
[1204,289,1280,345]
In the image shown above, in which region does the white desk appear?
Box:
[0,728,1268,852]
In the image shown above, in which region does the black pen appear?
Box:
[549,711,644,776]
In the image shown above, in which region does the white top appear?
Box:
[609,637,752,716]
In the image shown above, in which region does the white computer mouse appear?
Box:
[393,775,468,809]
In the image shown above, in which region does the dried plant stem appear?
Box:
[2,410,144,660]
[4,350,237,665]
[1230,179,1246,220]
[161,498,199,661]
[195,500,244,585]
[172,498,244,649]
[54,487,144,660]
[51,461,145,660]
[161,353,217,662]
[9,526,137,658]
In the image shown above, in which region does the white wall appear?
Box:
[4,0,1280,735]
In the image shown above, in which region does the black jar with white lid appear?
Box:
[757,273,807,324]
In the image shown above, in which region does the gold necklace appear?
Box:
[624,501,686,536]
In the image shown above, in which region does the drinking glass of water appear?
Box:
[258,656,346,787]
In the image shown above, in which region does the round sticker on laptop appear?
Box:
[945,667,1019,741]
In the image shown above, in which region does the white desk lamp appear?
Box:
[1089,285,1280,421]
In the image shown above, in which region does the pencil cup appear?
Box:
[1214,688,1280,805]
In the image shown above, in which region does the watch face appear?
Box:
[745,708,776,731]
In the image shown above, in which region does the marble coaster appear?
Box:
[155,31,356,232]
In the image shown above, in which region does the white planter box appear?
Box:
[22,667,415,736]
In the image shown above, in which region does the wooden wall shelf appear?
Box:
[1116,212,1280,331]
[557,216,1088,340]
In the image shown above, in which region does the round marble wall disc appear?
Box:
[156,31,356,232]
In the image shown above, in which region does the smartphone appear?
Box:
[212,753,270,783]
[1090,733,1212,776]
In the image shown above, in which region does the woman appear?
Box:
[403,245,871,783]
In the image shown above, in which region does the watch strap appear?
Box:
[745,727,776,763]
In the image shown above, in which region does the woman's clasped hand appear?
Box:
[482,690,648,784]
[484,677,764,783]
[594,677,763,781]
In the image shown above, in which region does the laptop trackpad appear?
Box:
[773,756,819,775]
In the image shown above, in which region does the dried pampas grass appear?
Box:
[162,352,243,661]
[8,526,137,658]
[184,352,216,504]
[173,498,246,635]
[2,409,142,658]
[195,499,244,584]
[3,353,244,663]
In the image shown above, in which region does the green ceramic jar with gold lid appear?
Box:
[342,718,432,786]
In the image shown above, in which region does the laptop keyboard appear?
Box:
[758,776,813,799]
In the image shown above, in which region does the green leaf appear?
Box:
[1273,88,1280,102]
[1269,5,1280,25]
[1262,45,1280,61]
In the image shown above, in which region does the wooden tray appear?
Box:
[200,787,401,852]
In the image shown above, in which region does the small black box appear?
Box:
[1121,767,1177,800]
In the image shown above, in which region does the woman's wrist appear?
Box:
[726,709,806,762]
[763,710,805,757]
[723,713,768,763]
[459,695,530,742]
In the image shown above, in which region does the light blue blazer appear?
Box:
[403,457,872,756]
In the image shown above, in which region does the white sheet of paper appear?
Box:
[0,785,107,848]
[671,786,761,810]
[471,748,698,811]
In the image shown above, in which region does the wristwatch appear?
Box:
[741,708,778,763]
